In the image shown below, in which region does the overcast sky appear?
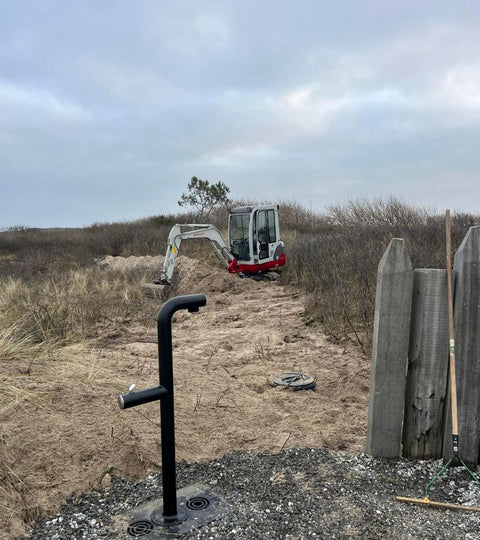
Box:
[1,1,479,228]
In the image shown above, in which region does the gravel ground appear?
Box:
[28,448,480,540]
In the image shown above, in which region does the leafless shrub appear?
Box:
[279,200,329,233]
[327,196,430,227]
[287,198,479,353]
[0,215,179,273]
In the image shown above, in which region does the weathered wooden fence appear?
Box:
[366,226,480,465]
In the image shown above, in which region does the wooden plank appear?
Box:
[366,238,413,457]
[443,226,480,465]
[402,269,449,459]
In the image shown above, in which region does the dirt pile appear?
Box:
[0,255,369,539]
[99,254,165,273]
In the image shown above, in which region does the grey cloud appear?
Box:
[1,1,480,228]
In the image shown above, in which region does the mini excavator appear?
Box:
[147,205,285,291]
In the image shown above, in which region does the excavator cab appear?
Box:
[228,205,286,274]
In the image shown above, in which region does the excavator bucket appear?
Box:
[140,282,168,298]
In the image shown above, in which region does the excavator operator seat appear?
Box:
[228,204,283,268]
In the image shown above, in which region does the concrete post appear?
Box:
[402,269,449,459]
[366,238,413,457]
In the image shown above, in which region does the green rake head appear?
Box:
[397,457,480,512]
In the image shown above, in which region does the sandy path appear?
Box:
[0,256,369,538]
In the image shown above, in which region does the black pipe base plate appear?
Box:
[112,483,229,539]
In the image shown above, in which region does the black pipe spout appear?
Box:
[117,294,207,524]
[156,294,206,520]
[118,385,167,409]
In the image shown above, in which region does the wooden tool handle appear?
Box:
[446,210,459,439]
[446,210,454,341]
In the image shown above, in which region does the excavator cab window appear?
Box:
[256,209,277,260]
[229,213,251,261]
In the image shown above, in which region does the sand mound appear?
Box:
[173,256,250,295]
[98,254,165,273]
[99,254,254,296]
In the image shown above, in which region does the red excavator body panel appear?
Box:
[228,253,286,275]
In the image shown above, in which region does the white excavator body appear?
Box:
[156,204,286,285]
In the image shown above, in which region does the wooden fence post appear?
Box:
[366,238,413,457]
[402,269,449,459]
[443,226,480,465]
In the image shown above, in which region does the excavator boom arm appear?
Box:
[160,224,234,283]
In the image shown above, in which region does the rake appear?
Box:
[396,209,480,512]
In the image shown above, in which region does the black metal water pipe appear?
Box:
[117,294,207,522]
[156,293,206,519]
